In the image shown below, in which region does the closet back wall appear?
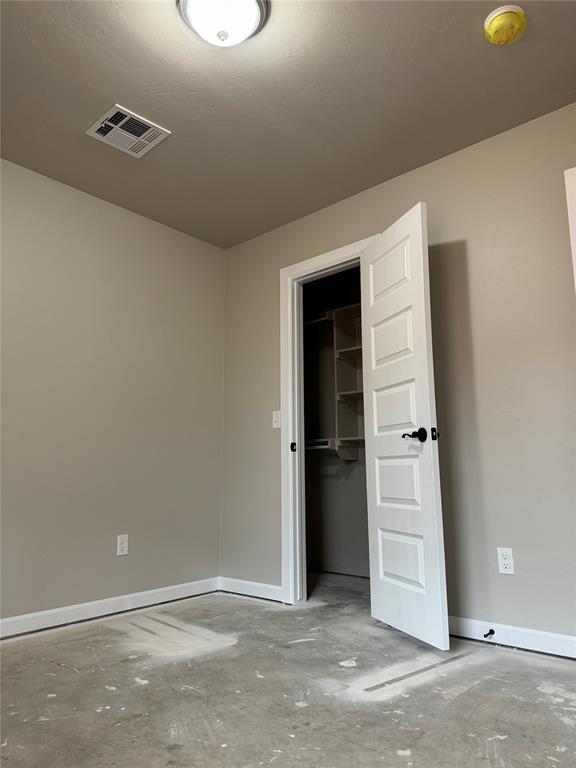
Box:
[1,161,226,618]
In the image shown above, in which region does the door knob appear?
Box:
[402,428,428,443]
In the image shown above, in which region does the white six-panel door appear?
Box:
[360,203,449,650]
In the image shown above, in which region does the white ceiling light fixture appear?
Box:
[177,0,270,48]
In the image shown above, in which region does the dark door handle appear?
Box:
[402,428,428,443]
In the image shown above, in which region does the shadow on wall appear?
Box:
[429,241,486,620]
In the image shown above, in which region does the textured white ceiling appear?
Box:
[2,0,576,247]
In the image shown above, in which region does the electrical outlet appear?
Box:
[272,410,281,429]
[116,534,129,556]
[497,546,514,575]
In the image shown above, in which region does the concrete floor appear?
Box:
[1,574,575,767]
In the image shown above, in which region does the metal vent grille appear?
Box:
[86,105,171,158]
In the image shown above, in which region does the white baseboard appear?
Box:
[4,584,571,659]
[449,615,575,659]
[0,577,220,639]
[0,577,287,639]
[218,577,288,603]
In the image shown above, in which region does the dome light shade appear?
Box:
[177,0,270,47]
[484,5,527,45]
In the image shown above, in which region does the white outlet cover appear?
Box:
[117,534,129,556]
[272,410,281,429]
[497,546,514,575]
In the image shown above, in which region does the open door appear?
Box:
[360,203,449,650]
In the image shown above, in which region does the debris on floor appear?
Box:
[1,574,574,767]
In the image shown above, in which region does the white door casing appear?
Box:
[564,167,576,295]
[280,236,377,604]
[360,203,449,650]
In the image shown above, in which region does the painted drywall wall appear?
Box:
[222,104,576,636]
[1,160,226,617]
[306,451,369,578]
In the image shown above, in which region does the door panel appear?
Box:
[361,203,449,650]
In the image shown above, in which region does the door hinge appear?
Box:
[290,442,297,452]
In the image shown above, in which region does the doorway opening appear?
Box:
[302,266,369,600]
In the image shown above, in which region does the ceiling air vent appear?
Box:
[86,105,171,158]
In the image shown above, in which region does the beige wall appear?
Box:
[222,104,576,635]
[1,161,226,617]
[2,105,575,636]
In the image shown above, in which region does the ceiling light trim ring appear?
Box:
[253,0,270,36]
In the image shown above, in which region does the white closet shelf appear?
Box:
[306,438,337,450]
[304,317,334,328]
[305,300,364,462]
[334,302,361,312]
[336,345,362,358]
[305,436,363,460]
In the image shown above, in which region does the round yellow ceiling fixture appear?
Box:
[484,5,527,45]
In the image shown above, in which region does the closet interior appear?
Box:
[303,266,370,592]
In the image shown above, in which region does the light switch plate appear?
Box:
[272,410,281,429]
[117,534,129,556]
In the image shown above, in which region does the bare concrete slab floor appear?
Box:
[1,574,575,767]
